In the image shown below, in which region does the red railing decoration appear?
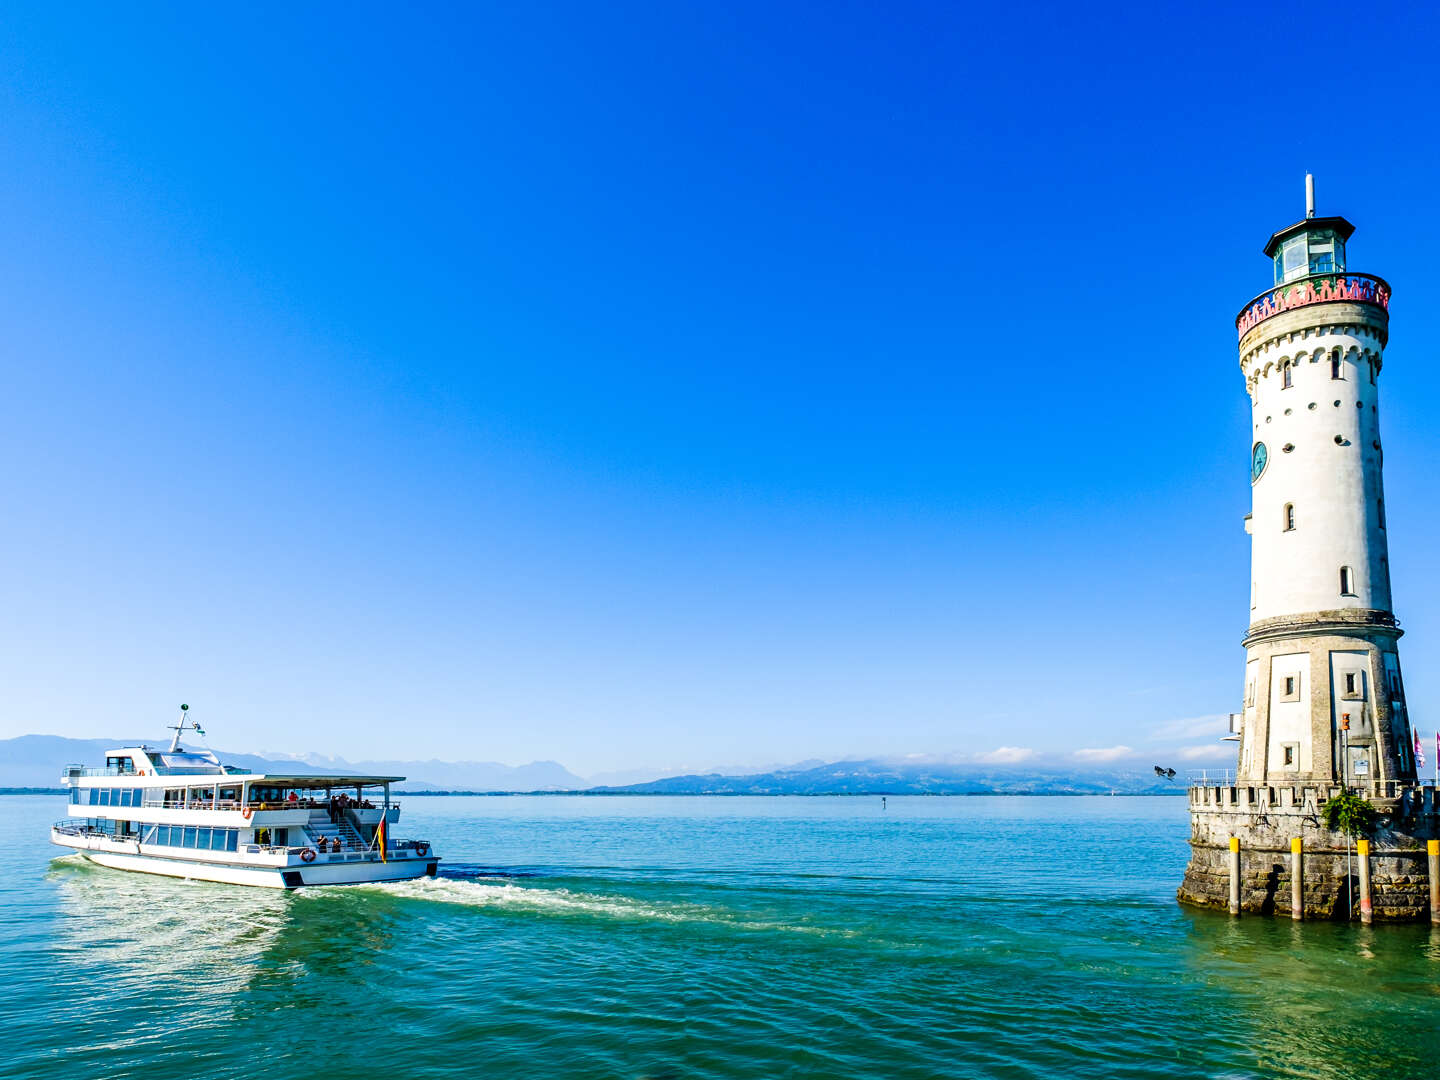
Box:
[1236,273,1390,341]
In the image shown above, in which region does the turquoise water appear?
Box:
[2,794,1438,1079]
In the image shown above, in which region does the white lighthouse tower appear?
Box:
[1180,180,1436,923]
[1233,176,1414,787]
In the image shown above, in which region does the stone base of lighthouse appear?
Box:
[1179,783,1440,921]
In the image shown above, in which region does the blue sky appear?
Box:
[1,3,1437,777]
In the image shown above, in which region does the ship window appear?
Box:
[210,829,227,851]
[227,830,239,852]
[69,788,79,805]
[183,827,197,848]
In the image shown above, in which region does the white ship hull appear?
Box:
[53,829,439,889]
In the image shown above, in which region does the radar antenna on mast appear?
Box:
[167,703,205,751]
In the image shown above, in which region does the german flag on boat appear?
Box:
[375,815,387,863]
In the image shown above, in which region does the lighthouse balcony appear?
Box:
[1186,778,1440,816]
[1235,271,1390,342]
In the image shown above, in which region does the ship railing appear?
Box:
[51,821,110,838]
[302,838,431,863]
[236,799,396,812]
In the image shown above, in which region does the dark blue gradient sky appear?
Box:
[1,3,1436,774]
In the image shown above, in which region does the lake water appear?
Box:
[2,793,1437,1079]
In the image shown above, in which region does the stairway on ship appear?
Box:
[305,812,366,852]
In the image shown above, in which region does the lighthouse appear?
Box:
[1235,177,1412,788]
[1179,179,1439,922]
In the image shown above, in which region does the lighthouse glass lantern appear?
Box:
[1269,220,1350,284]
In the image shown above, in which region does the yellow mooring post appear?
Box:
[1228,837,1241,916]
[1290,837,1303,921]
[1428,839,1439,926]
[1357,838,1373,925]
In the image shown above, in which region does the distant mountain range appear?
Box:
[0,735,1187,795]
[587,759,1183,796]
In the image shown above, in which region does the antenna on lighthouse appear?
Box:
[1305,173,1315,218]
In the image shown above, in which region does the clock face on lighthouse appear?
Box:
[1251,441,1268,483]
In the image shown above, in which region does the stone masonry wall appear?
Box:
[1180,785,1438,922]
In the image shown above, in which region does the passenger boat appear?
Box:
[51,709,439,889]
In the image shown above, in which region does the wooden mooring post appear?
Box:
[1428,839,1439,926]
[1357,839,1373,926]
[1290,837,1303,921]
[1228,837,1241,916]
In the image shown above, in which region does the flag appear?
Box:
[376,816,387,863]
[1416,730,1426,770]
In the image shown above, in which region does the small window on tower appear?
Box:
[1378,499,1385,529]
[1330,350,1342,379]
[1283,503,1296,531]
[1282,745,1297,767]
[1283,363,1293,389]
[1340,566,1355,596]
[1342,672,1362,700]
[1282,675,1299,700]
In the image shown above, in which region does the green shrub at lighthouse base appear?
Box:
[1321,793,1378,838]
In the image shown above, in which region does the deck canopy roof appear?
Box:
[235,774,405,788]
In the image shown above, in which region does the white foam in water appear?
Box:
[348,876,856,938]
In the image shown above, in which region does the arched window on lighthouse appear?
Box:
[1340,566,1355,596]
[1330,349,1342,379]
[1282,362,1293,389]
[1283,503,1296,531]
[1378,498,1385,529]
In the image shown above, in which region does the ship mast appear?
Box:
[167,703,204,752]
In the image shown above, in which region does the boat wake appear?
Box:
[346,875,857,939]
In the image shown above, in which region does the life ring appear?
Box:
[414,842,429,857]
[300,848,316,863]
[242,807,253,820]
